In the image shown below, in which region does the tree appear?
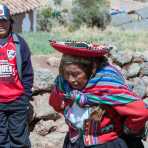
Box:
[53,0,62,6]
[71,0,111,30]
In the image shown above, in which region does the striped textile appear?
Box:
[55,64,140,106]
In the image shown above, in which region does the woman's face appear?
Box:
[63,63,88,90]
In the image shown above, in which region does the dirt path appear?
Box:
[31,51,62,74]
[31,55,51,69]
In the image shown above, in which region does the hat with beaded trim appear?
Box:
[49,40,110,57]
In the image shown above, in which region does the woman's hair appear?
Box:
[59,54,109,79]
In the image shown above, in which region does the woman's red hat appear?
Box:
[49,40,109,57]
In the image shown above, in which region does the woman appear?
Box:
[49,41,148,148]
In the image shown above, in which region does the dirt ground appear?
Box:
[31,51,62,73]
[31,55,51,69]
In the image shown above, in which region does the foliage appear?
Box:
[53,0,62,6]
[20,32,54,55]
[37,7,53,32]
[37,5,67,32]
[20,27,148,55]
[71,0,111,30]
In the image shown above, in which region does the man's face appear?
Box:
[0,20,11,38]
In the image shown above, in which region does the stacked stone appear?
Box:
[109,47,148,100]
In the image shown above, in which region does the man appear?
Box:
[0,4,33,148]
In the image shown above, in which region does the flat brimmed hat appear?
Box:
[0,4,11,20]
[49,40,109,57]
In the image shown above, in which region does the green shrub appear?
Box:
[37,7,53,32]
[71,0,111,30]
[53,0,62,6]
[37,6,68,32]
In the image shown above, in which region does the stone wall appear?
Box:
[109,47,148,100]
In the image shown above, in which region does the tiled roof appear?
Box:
[1,0,48,15]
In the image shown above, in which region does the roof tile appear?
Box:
[1,0,48,15]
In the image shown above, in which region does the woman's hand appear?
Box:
[49,86,74,113]
[49,85,65,113]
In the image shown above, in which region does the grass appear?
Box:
[20,26,148,55]
[20,32,53,55]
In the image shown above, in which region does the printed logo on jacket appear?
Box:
[0,60,15,78]
[7,49,16,60]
